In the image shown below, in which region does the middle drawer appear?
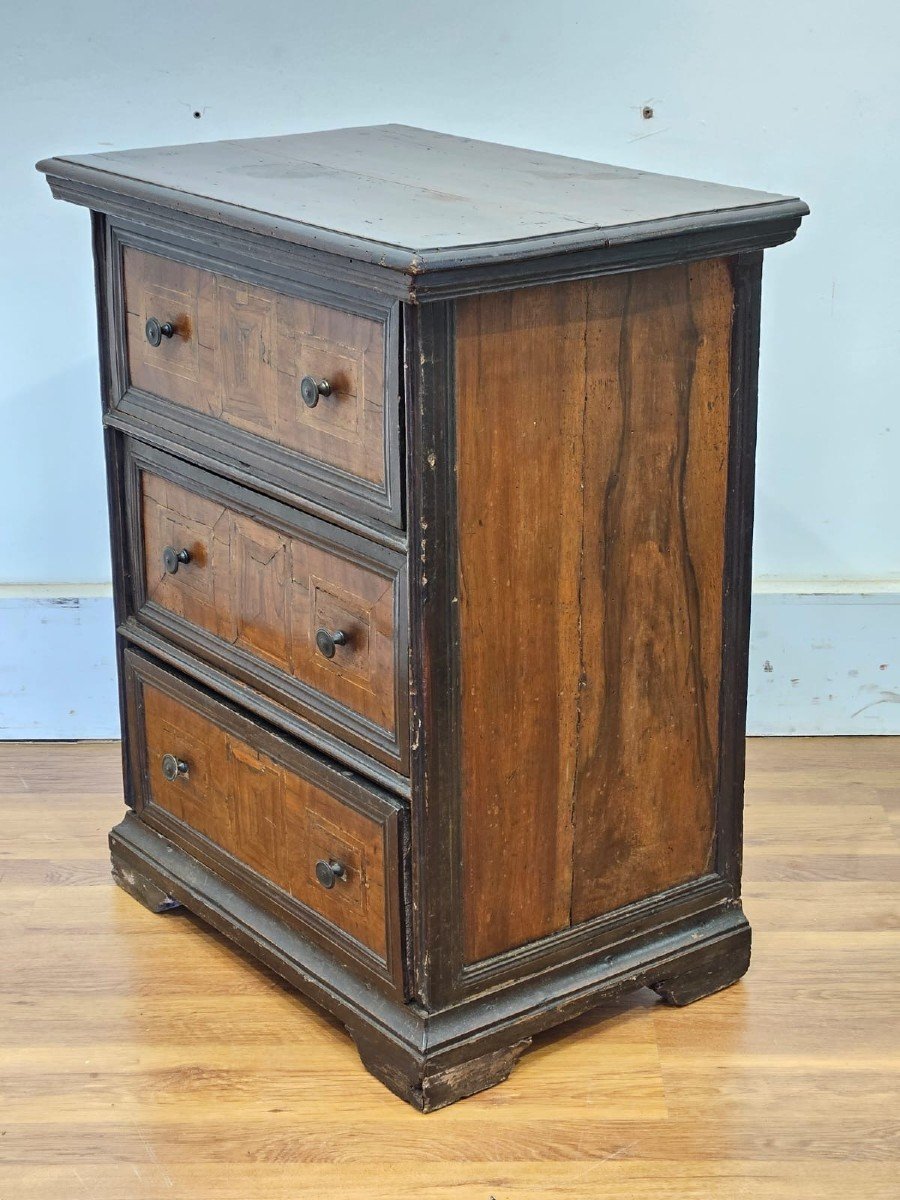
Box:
[121,438,408,778]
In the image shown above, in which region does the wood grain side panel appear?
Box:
[570,258,732,922]
[456,284,587,962]
[122,245,387,486]
[139,471,398,738]
[455,260,734,963]
[141,681,389,958]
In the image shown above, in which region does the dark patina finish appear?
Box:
[38,125,806,1111]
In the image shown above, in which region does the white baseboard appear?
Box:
[746,585,900,735]
[0,585,896,739]
[0,586,118,740]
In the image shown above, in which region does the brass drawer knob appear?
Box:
[145,317,176,346]
[300,375,332,408]
[163,546,191,575]
[315,859,346,889]
[161,753,189,782]
[315,628,347,659]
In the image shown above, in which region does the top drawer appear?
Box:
[113,239,402,530]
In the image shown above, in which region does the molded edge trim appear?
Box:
[109,811,749,1067]
[38,159,808,300]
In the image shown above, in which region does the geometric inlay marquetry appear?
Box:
[142,680,389,958]
[140,471,397,739]
[123,245,387,487]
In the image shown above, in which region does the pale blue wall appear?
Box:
[1,1,897,734]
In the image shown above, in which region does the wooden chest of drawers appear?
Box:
[39,125,806,1111]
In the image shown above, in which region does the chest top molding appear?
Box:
[38,124,808,300]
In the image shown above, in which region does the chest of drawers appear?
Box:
[39,125,806,1111]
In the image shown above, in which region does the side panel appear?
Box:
[455,260,735,962]
[455,284,586,957]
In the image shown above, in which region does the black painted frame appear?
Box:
[404,252,765,1009]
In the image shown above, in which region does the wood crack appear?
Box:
[568,281,591,929]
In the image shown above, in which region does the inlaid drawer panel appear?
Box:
[123,441,407,774]
[124,650,405,989]
[114,240,401,528]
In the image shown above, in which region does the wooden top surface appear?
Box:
[38,124,807,274]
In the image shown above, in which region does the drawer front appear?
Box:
[117,240,400,528]
[125,442,407,773]
[126,651,405,988]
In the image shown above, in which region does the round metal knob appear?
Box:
[315,859,345,889]
[145,317,176,347]
[315,628,347,660]
[163,546,191,575]
[300,375,332,408]
[161,753,189,782]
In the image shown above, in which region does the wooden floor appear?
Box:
[1,739,898,1199]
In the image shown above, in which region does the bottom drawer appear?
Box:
[123,650,406,993]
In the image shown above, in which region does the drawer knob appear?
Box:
[145,317,176,347]
[161,753,189,782]
[315,859,346,889]
[300,375,332,408]
[315,628,347,659]
[163,546,191,575]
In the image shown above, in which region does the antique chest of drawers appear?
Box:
[39,125,806,1111]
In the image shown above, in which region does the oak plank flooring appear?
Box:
[1,737,898,1199]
